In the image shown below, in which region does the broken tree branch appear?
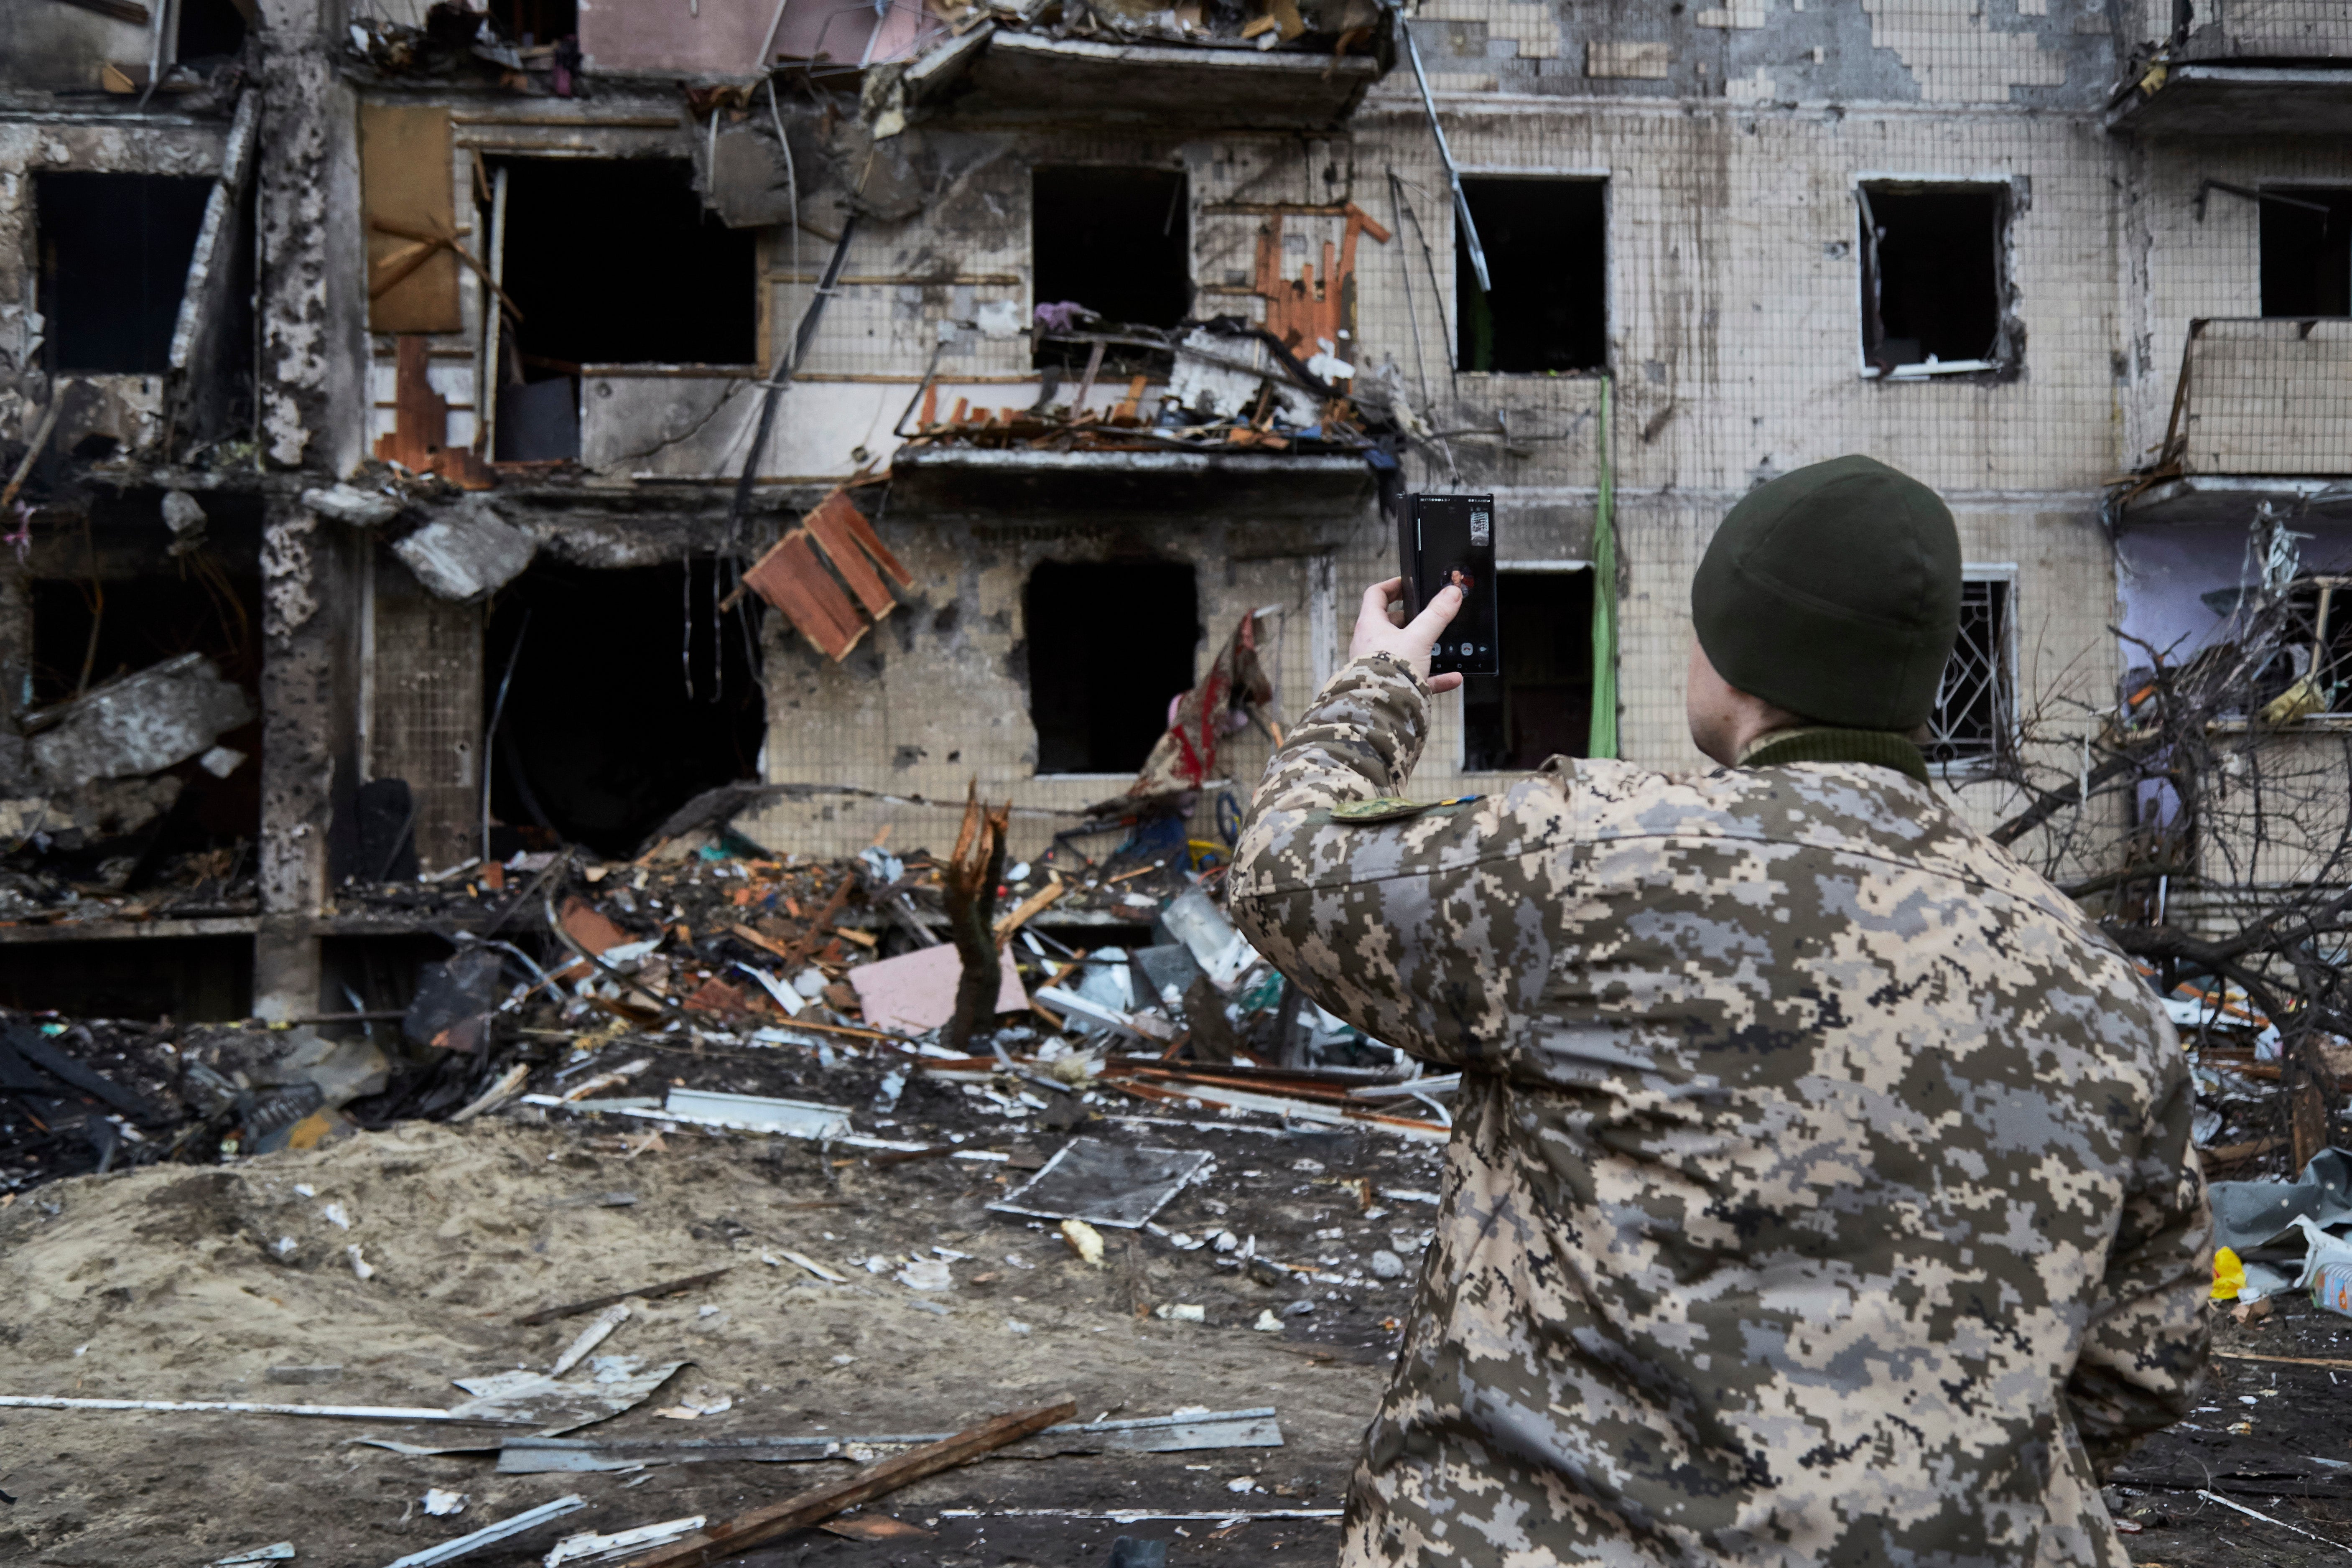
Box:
[617,1400,1076,1568]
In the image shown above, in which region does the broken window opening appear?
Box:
[2260,188,2352,319]
[1858,184,2010,377]
[1461,570,1595,772]
[23,508,263,886]
[175,0,250,65]
[1924,576,2014,770]
[1025,560,1199,775]
[488,0,576,47]
[0,935,254,1022]
[1031,167,1191,374]
[34,173,214,375]
[485,558,766,859]
[487,158,755,461]
[1454,178,1606,375]
[2252,578,2352,720]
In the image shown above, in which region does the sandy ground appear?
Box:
[0,1070,1442,1568]
[8,1051,2351,1568]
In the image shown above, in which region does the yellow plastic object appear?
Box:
[2212,1245,2245,1302]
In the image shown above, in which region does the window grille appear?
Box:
[1925,578,2012,768]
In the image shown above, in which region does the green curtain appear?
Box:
[1587,374,1619,759]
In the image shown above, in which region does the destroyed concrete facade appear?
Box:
[1,0,2348,1018]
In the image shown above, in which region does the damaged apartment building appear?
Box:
[0,0,2346,1021]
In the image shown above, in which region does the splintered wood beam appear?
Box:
[617,1401,1076,1568]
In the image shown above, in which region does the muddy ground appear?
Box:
[0,1036,2343,1568]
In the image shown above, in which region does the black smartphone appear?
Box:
[1401,492,1499,677]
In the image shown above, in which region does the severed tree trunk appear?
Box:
[942,782,1011,1054]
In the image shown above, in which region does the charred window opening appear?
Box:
[1031,168,1190,372]
[1925,577,2013,769]
[34,173,213,375]
[488,159,755,459]
[1463,571,1594,772]
[21,500,263,886]
[1025,560,1198,775]
[2260,188,2352,319]
[0,935,253,1022]
[488,0,576,46]
[485,559,765,859]
[1456,178,1607,374]
[175,0,250,64]
[1858,184,2010,375]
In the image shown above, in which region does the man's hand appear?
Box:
[1349,577,1464,694]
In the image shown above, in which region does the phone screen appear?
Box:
[1404,493,1498,677]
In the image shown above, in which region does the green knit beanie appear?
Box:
[1691,455,1962,731]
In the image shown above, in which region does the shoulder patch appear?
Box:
[1330,796,1436,824]
[1327,794,1483,825]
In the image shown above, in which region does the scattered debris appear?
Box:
[383,1494,587,1568]
[443,1357,690,1432]
[1059,1217,1106,1268]
[423,1487,468,1516]
[549,1304,630,1377]
[618,1402,1075,1568]
[991,1138,1214,1228]
[543,1516,706,1566]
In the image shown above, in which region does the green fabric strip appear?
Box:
[1587,373,1619,760]
[1738,726,1931,784]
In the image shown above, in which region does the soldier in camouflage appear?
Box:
[1228,456,2211,1565]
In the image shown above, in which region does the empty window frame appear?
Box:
[1462,569,1595,772]
[175,0,250,64]
[34,173,214,374]
[1031,166,1190,370]
[491,158,754,369]
[1456,178,1607,374]
[2260,188,2352,318]
[1924,573,2016,771]
[1858,183,2012,377]
[1025,560,1199,775]
[485,158,755,461]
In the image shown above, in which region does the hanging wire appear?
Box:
[681,556,696,700]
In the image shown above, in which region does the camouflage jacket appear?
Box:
[1228,654,2212,1567]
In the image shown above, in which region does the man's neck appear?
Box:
[1737,725,1932,784]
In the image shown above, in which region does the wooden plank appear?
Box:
[742,530,866,661]
[618,1402,1075,1568]
[360,104,462,333]
[375,334,449,473]
[516,1267,733,1327]
[802,492,897,618]
[815,494,913,590]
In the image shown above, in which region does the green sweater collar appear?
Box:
[1738,726,1931,784]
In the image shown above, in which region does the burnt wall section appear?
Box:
[253,0,367,475]
[255,494,364,1016]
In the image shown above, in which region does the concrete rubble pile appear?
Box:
[0,795,1447,1202]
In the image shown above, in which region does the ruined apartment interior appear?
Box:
[0,0,2345,1023]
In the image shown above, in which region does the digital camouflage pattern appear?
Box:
[1228,654,2212,1567]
